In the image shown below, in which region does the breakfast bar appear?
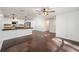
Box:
[0,29,32,50]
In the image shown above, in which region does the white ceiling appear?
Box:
[55,7,79,14]
[0,7,39,19]
[0,7,79,19]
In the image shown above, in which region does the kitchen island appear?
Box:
[0,29,32,50]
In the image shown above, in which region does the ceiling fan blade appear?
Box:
[46,11,55,13]
[36,12,42,15]
[36,10,40,12]
[48,10,55,12]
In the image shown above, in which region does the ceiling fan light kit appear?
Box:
[36,7,55,16]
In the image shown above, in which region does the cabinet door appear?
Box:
[24,22,31,28]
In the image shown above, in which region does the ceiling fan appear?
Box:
[36,7,55,15]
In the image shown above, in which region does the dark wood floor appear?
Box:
[29,30,56,52]
[1,30,79,52]
[1,30,57,52]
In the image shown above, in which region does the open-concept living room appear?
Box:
[0,7,79,52]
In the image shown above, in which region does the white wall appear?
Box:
[0,8,4,29]
[56,11,79,41]
[49,18,56,33]
[32,16,48,31]
[32,16,56,32]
